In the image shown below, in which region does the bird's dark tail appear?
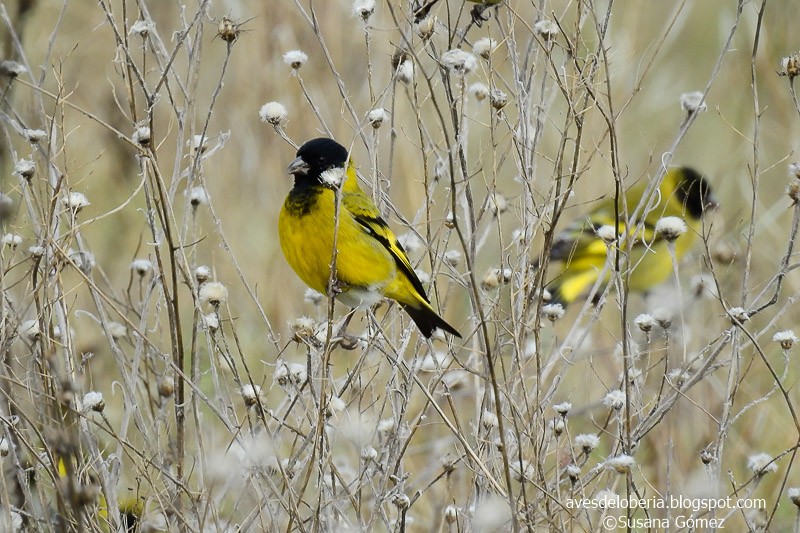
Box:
[401,303,462,338]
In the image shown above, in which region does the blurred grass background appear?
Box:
[3,0,800,530]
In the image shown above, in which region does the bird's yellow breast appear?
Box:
[278,184,397,305]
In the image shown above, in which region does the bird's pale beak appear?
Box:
[287,156,310,176]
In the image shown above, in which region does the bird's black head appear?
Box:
[675,167,717,219]
[287,138,349,181]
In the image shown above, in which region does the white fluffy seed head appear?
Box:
[396,59,414,84]
[596,224,618,243]
[553,401,572,416]
[241,384,262,407]
[131,259,152,276]
[603,389,625,410]
[655,216,687,241]
[199,282,228,305]
[542,303,565,322]
[367,107,388,128]
[0,60,27,77]
[789,487,800,507]
[443,249,462,266]
[490,89,508,110]
[108,322,127,339]
[773,330,798,350]
[680,91,707,114]
[132,126,151,146]
[15,159,35,179]
[188,187,208,207]
[634,313,656,332]
[441,49,477,75]
[728,306,749,324]
[188,134,208,154]
[19,320,40,341]
[469,82,489,101]
[63,192,90,212]
[82,391,105,413]
[534,19,559,40]
[2,233,22,248]
[747,453,777,475]
[353,0,376,20]
[606,454,636,474]
[488,193,508,215]
[259,102,288,125]
[130,19,154,37]
[194,265,211,283]
[320,167,345,188]
[472,37,497,60]
[574,433,600,452]
[24,128,47,144]
[283,50,308,69]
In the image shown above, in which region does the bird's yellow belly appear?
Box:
[279,191,397,308]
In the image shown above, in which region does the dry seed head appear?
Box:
[652,307,673,329]
[415,16,436,40]
[199,281,228,305]
[353,0,376,20]
[131,259,152,277]
[490,89,508,110]
[15,159,35,180]
[553,401,572,416]
[788,488,800,507]
[19,320,40,341]
[634,313,656,332]
[195,265,211,283]
[606,454,635,474]
[596,224,618,243]
[469,82,489,101]
[23,128,46,144]
[132,126,151,146]
[188,187,208,207]
[0,438,9,457]
[472,37,497,60]
[780,52,800,78]
[443,249,462,266]
[320,167,345,188]
[2,233,22,248]
[203,313,219,332]
[28,245,44,258]
[444,505,458,524]
[0,60,27,77]
[217,17,240,43]
[377,418,395,433]
[727,306,749,324]
[288,363,307,385]
[534,19,559,40]
[594,490,618,508]
[82,391,105,413]
[680,91,706,114]
[158,375,175,398]
[108,322,127,339]
[789,162,800,179]
[747,453,777,476]
[441,49,477,75]
[511,460,535,482]
[574,433,600,453]
[603,389,625,410]
[64,192,90,213]
[290,316,317,340]
[391,493,410,510]
[259,102,288,125]
[396,59,414,84]
[566,464,581,482]
[189,134,208,154]
[130,19,154,37]
[481,410,499,429]
[283,50,308,70]
[542,303,565,322]
[700,449,715,465]
[549,418,565,436]
[69,250,95,274]
[773,330,798,350]
[488,193,507,215]
[241,384,262,408]
[655,216,687,241]
[367,107,388,128]
[361,446,378,461]
[788,181,800,204]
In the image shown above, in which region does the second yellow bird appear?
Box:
[545,167,717,305]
